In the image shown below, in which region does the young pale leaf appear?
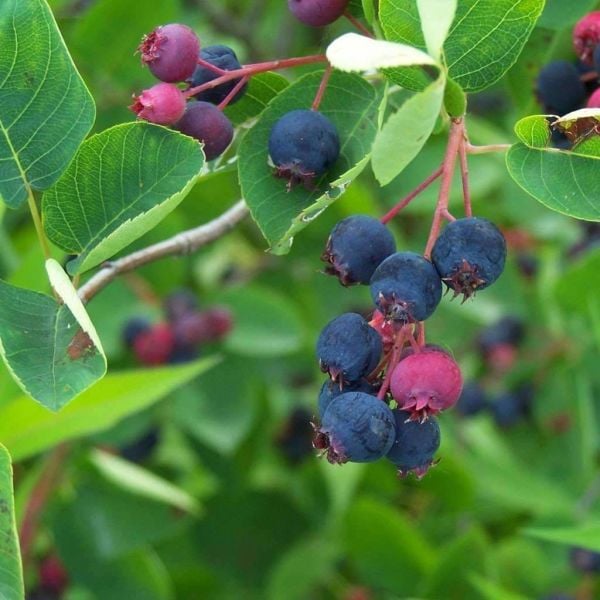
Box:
[0,445,23,600]
[0,0,95,208]
[0,357,218,461]
[417,0,457,61]
[507,144,600,221]
[380,0,544,91]
[326,33,436,72]
[514,115,553,148]
[0,265,107,412]
[42,122,204,275]
[238,71,382,254]
[372,74,445,185]
[524,524,600,552]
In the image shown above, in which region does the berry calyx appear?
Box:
[316,313,382,386]
[535,61,586,115]
[288,0,350,27]
[390,348,463,419]
[369,252,442,323]
[321,215,396,286]
[139,23,200,82]
[573,11,600,65]
[133,323,176,366]
[385,409,440,478]
[314,391,396,464]
[175,101,234,160]
[130,82,186,125]
[268,109,340,189]
[188,45,248,105]
[431,217,506,300]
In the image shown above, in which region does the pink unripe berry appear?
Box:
[139,23,200,82]
[39,554,68,594]
[587,88,600,108]
[573,12,600,64]
[390,348,463,419]
[133,323,175,366]
[130,83,186,125]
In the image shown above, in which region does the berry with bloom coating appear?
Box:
[318,379,378,418]
[316,313,382,385]
[477,316,524,355]
[133,323,175,366]
[573,12,600,64]
[130,83,186,125]
[370,252,442,323]
[431,217,506,300]
[322,215,396,286]
[268,109,340,188]
[276,407,314,464]
[175,101,234,160]
[536,61,586,115]
[490,386,533,428]
[288,0,349,27]
[386,409,440,478]
[390,348,463,419]
[188,45,248,105]
[314,391,396,464]
[456,381,488,417]
[587,87,600,108]
[123,317,151,348]
[139,24,200,82]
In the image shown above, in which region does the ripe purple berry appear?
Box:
[316,313,382,386]
[139,23,200,83]
[322,215,396,286]
[570,547,600,573]
[314,391,396,464]
[386,409,440,478]
[431,217,507,300]
[130,83,187,125]
[164,289,199,322]
[288,0,350,27]
[573,11,600,65]
[369,252,442,323]
[268,109,340,188]
[188,45,248,105]
[175,101,234,161]
[536,61,586,115]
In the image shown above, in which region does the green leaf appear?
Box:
[0,445,24,600]
[239,71,382,254]
[417,0,457,61]
[372,75,445,185]
[469,576,530,600]
[524,524,600,552]
[0,0,95,208]
[444,77,467,117]
[89,449,201,515]
[555,248,600,315]
[0,357,217,461]
[513,115,552,147]
[0,261,106,411]
[361,0,376,23]
[42,122,204,275]
[537,0,596,30]
[380,0,545,91]
[224,72,289,127]
[506,144,600,221]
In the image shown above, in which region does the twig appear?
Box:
[78,200,250,303]
[458,138,472,217]
[465,142,511,154]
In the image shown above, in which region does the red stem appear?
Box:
[196,57,227,75]
[377,328,408,401]
[458,137,472,217]
[217,75,249,110]
[423,119,464,259]
[311,66,333,111]
[380,165,443,224]
[185,54,327,99]
[343,10,375,38]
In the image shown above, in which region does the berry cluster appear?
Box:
[123,289,232,366]
[312,212,507,478]
[535,12,600,148]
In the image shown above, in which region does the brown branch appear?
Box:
[78,200,250,304]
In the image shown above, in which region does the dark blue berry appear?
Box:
[318,379,378,418]
[315,391,396,464]
[369,252,442,323]
[386,409,440,478]
[431,217,506,300]
[316,313,382,385]
[594,45,600,75]
[164,289,199,322]
[288,0,349,27]
[187,45,248,105]
[119,427,160,463]
[490,386,532,428]
[168,343,199,364]
[515,252,539,279]
[570,547,600,573]
[477,316,525,354]
[550,127,572,150]
[536,61,586,115]
[268,109,340,188]
[122,317,151,348]
[322,215,396,286]
[276,407,314,465]
[455,381,488,417]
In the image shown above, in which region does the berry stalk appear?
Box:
[343,10,375,38]
[311,66,333,111]
[458,138,472,217]
[217,75,250,110]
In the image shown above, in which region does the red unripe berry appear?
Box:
[133,323,175,365]
[130,83,186,125]
[587,88,600,108]
[288,0,350,27]
[203,307,233,339]
[139,23,200,82]
[573,12,600,64]
[172,307,233,346]
[390,349,463,419]
[39,554,68,594]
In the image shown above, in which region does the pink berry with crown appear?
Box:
[573,12,600,64]
[130,82,186,125]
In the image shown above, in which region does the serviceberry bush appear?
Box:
[1,0,600,598]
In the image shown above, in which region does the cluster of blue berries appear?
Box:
[312,213,507,477]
